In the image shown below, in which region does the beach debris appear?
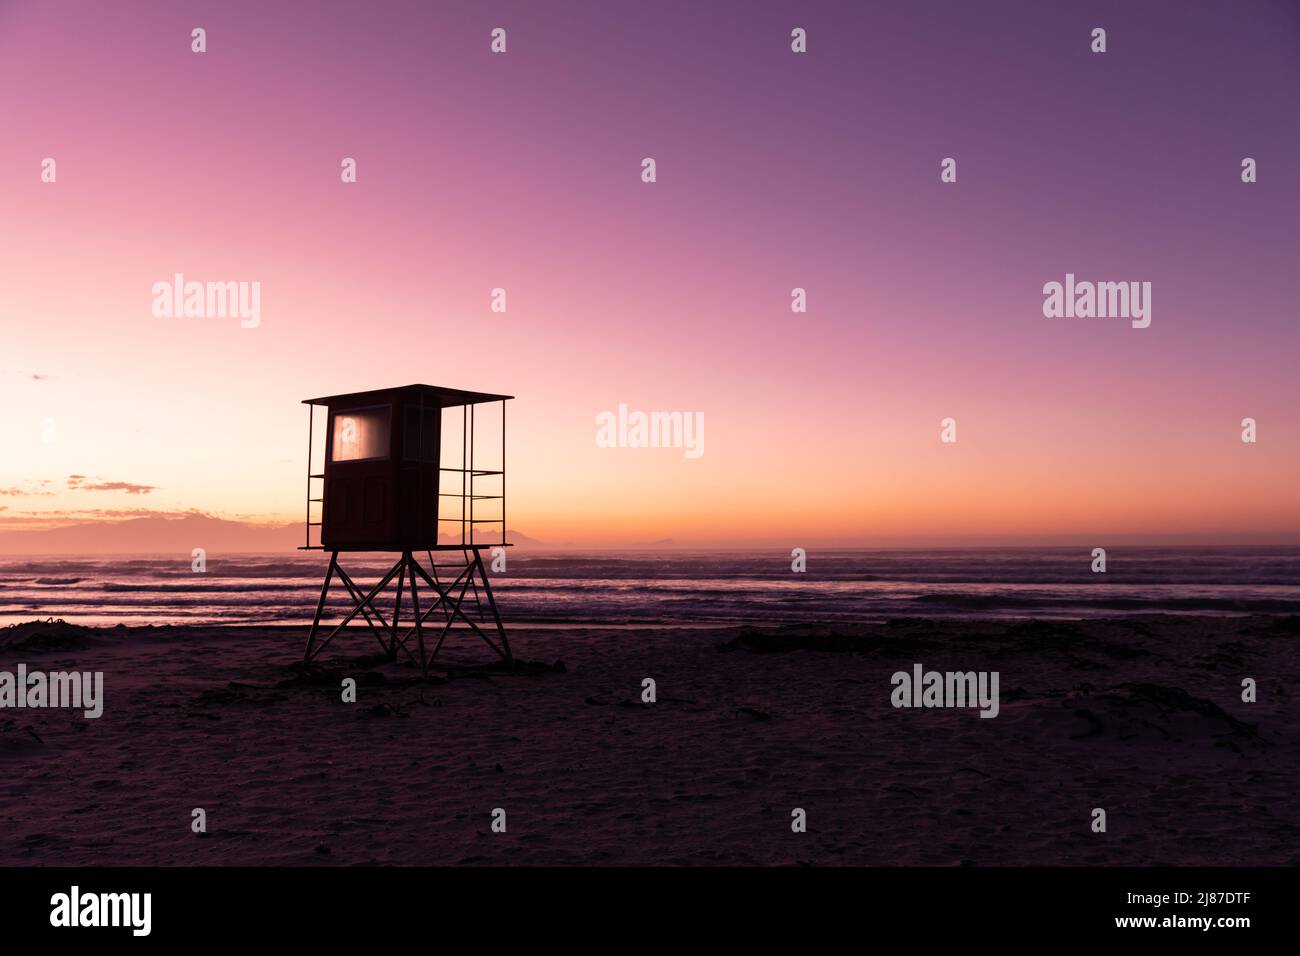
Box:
[476,657,554,676]
[279,663,346,686]
[1259,615,1300,635]
[278,666,385,689]
[734,706,772,721]
[0,618,99,652]
[717,623,942,657]
[1061,682,1268,748]
[197,683,288,707]
[1190,641,1251,671]
[360,702,407,718]
[1069,708,1104,739]
[0,719,45,758]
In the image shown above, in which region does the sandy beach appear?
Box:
[1,614,1296,866]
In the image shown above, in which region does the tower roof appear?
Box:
[303,384,513,408]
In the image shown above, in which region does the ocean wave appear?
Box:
[4,547,1300,627]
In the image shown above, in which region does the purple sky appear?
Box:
[1,0,1297,545]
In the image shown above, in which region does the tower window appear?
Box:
[330,405,391,462]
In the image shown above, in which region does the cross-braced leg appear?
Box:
[304,552,338,663]
[397,559,505,658]
[309,557,405,661]
[335,562,394,656]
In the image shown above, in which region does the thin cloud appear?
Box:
[66,475,157,495]
[0,507,204,527]
[0,484,55,497]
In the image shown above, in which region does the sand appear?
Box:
[1,615,1297,865]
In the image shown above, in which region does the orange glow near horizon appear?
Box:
[1,2,1298,549]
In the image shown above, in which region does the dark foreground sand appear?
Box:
[1,615,1297,865]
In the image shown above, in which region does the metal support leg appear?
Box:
[306,550,509,670]
[389,554,406,661]
[408,552,428,677]
[304,551,338,663]
[473,548,513,665]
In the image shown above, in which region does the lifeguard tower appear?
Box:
[299,385,513,674]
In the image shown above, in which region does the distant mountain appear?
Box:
[0,515,543,555]
[438,530,544,548]
[0,514,302,555]
[504,530,544,547]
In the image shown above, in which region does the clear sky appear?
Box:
[2,0,1297,547]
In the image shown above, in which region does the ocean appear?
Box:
[2,547,1300,628]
